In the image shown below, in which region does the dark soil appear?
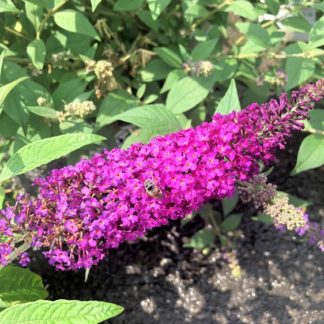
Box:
[33,134,324,324]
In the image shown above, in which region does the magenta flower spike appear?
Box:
[0,80,323,270]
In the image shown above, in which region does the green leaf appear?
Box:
[26,106,58,119]
[136,84,146,99]
[154,47,183,68]
[0,113,19,137]
[90,0,102,11]
[270,31,286,45]
[0,266,48,308]
[184,3,208,22]
[314,3,324,12]
[52,78,88,106]
[282,15,311,33]
[276,191,312,209]
[111,104,181,135]
[221,214,242,232]
[215,79,241,115]
[160,69,186,94]
[285,57,315,91]
[122,128,155,148]
[137,10,160,32]
[303,109,324,132]
[96,90,140,129]
[309,16,324,49]
[265,0,279,15]
[25,2,43,32]
[0,134,105,183]
[184,228,214,249]
[292,134,324,174]
[214,59,237,82]
[0,77,29,107]
[26,39,46,70]
[236,22,269,47]
[54,10,100,40]
[239,39,265,54]
[23,0,54,9]
[147,0,171,19]
[114,0,143,11]
[1,62,52,130]
[166,73,216,114]
[143,94,158,104]
[139,59,172,82]
[0,0,19,13]
[191,39,219,61]
[0,51,4,76]
[178,44,191,61]
[0,300,124,324]
[262,166,274,177]
[225,1,257,20]
[222,191,239,216]
[252,213,273,225]
[0,186,4,209]
[59,119,94,135]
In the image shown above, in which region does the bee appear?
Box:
[144,179,163,199]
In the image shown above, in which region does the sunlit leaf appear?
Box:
[54,10,100,40]
[0,300,124,324]
[292,134,324,174]
[0,134,105,182]
[215,79,241,115]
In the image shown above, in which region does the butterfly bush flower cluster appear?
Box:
[0,80,323,270]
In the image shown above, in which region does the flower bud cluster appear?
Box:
[36,96,47,106]
[0,80,322,270]
[265,196,306,230]
[87,59,119,98]
[183,60,214,77]
[57,101,96,122]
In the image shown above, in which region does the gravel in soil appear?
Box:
[33,136,324,324]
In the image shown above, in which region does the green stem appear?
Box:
[36,0,70,39]
[4,27,29,41]
[3,56,30,64]
[221,50,324,60]
[302,127,324,136]
[208,212,222,237]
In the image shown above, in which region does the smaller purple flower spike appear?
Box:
[0,79,323,270]
[238,174,277,209]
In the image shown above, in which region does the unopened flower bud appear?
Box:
[37,97,47,106]
[64,101,96,118]
[95,60,113,80]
